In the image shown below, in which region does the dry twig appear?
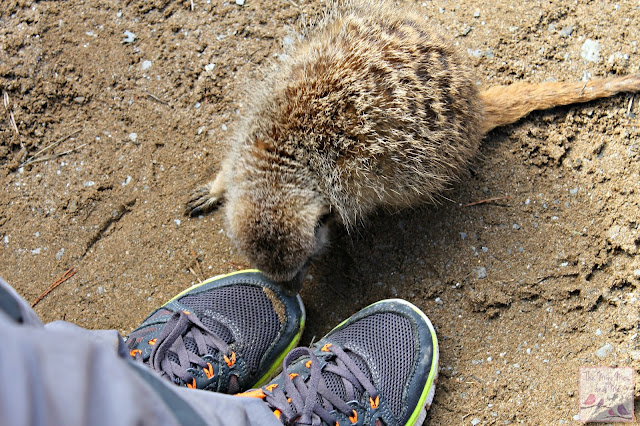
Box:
[144,90,168,104]
[461,196,512,207]
[186,249,204,282]
[32,267,76,307]
[3,91,20,137]
[20,143,88,168]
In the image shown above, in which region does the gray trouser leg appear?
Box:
[0,276,281,426]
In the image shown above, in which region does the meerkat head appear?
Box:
[225,182,331,294]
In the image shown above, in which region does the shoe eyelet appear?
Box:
[265,383,278,392]
[224,351,236,367]
[369,395,380,409]
[349,409,358,424]
[203,362,214,379]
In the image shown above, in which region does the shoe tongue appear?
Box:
[319,349,373,404]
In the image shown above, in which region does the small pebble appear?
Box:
[129,133,138,142]
[141,60,152,70]
[477,266,487,279]
[471,418,481,426]
[235,0,245,5]
[222,123,228,131]
[595,342,613,359]
[122,30,137,44]
[633,269,640,278]
[56,248,65,260]
[83,181,95,187]
[570,187,578,195]
[205,63,215,72]
[435,297,443,305]
[467,48,494,58]
[460,232,467,240]
[174,219,181,226]
[473,10,480,18]
[560,26,574,37]
[512,223,521,230]
[460,26,472,36]
[595,328,602,336]
[73,96,85,104]
[581,39,601,63]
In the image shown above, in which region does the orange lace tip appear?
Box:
[183,310,191,315]
[288,373,299,380]
[265,383,278,391]
[130,349,142,357]
[203,362,214,379]
[321,343,332,352]
[236,388,266,399]
[224,351,237,367]
[305,360,312,368]
[186,378,196,389]
[348,409,358,424]
[369,395,380,409]
[273,409,282,420]
[148,338,157,346]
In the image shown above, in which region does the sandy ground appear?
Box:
[1,0,639,423]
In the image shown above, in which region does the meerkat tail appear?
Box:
[479,73,640,134]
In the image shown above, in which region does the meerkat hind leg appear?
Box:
[186,166,229,216]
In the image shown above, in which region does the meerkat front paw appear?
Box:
[185,182,225,216]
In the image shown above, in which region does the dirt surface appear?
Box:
[1,0,639,423]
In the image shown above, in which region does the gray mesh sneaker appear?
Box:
[237,299,439,425]
[125,270,305,394]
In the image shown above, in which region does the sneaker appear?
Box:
[237,299,439,425]
[125,270,306,394]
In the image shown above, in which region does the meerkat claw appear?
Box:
[185,184,223,217]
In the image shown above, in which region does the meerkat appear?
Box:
[186,0,640,293]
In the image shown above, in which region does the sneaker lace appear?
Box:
[264,344,380,425]
[128,311,237,389]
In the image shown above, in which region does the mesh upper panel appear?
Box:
[327,312,415,417]
[179,284,282,372]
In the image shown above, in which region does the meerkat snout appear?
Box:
[225,183,330,292]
